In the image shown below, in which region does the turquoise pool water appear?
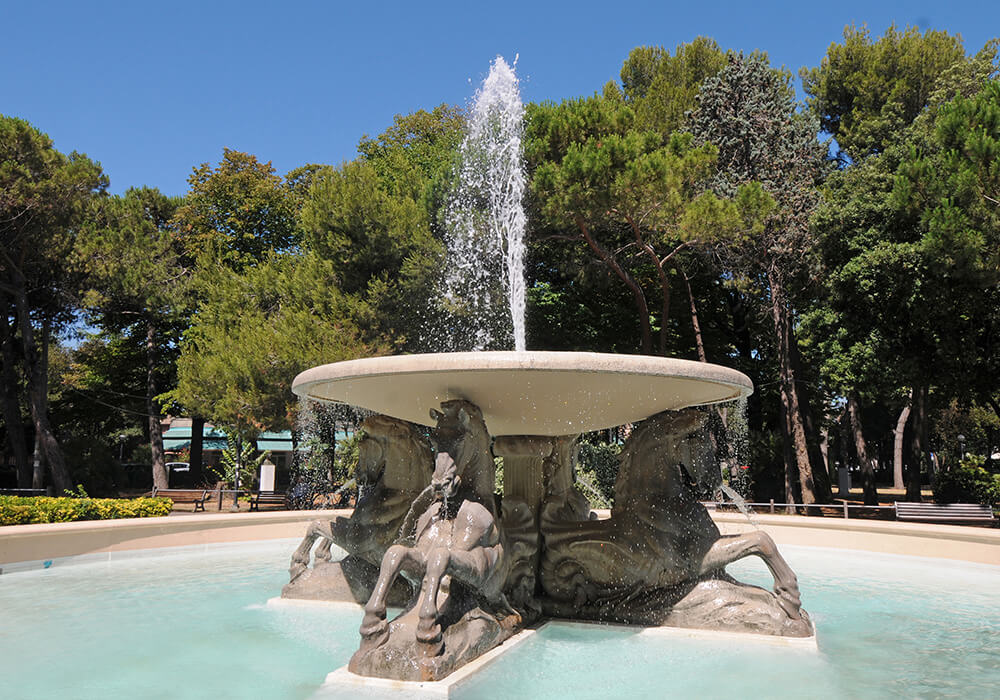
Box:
[1,540,997,699]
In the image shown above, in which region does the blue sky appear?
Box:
[3,0,996,197]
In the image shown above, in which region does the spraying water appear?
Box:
[439,55,527,352]
[715,397,757,527]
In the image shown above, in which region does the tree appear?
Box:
[688,53,834,505]
[809,79,1000,501]
[172,149,298,272]
[801,25,986,162]
[528,47,743,357]
[79,187,187,490]
[174,252,389,436]
[620,37,729,136]
[0,116,106,492]
[299,107,463,349]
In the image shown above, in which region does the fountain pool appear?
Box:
[2,539,997,699]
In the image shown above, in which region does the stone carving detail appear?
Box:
[539,409,810,636]
[348,401,520,682]
[282,415,432,604]
[288,401,812,684]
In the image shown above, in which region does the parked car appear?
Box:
[166,462,190,473]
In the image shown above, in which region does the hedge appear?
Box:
[0,495,173,526]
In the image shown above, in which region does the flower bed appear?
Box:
[0,495,172,526]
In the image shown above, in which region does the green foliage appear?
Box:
[620,37,728,135]
[933,455,1000,505]
[0,495,172,526]
[173,149,298,272]
[810,81,1000,408]
[801,25,973,161]
[211,428,269,489]
[299,108,462,349]
[332,431,361,484]
[174,252,389,432]
[576,441,620,506]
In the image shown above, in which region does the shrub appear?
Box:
[933,455,1000,505]
[577,441,621,507]
[0,495,173,526]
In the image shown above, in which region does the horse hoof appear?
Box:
[359,617,389,650]
[288,562,307,582]
[360,613,388,639]
[416,620,442,645]
[775,586,802,619]
[417,635,444,659]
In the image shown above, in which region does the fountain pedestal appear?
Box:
[288,351,812,682]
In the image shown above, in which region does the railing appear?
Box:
[705,499,898,520]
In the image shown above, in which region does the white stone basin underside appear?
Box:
[292,351,753,436]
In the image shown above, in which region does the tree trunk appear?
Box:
[892,394,911,491]
[146,321,168,490]
[190,415,205,484]
[0,307,31,487]
[905,386,926,502]
[32,438,45,491]
[9,277,72,493]
[778,397,798,513]
[576,217,653,354]
[768,269,823,506]
[847,395,878,505]
[680,266,707,362]
[727,289,763,434]
[625,217,672,355]
[791,341,833,503]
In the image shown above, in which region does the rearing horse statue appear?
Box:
[285,415,432,601]
[541,409,809,636]
[350,401,518,680]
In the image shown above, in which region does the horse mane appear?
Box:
[361,415,433,494]
[439,399,496,508]
[613,409,707,507]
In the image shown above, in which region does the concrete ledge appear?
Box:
[1,508,997,569]
[317,626,539,699]
[712,512,1000,565]
[0,509,348,566]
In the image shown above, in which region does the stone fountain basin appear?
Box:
[292,351,752,436]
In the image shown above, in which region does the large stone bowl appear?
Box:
[292,351,752,436]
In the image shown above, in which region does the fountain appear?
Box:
[281,56,814,687]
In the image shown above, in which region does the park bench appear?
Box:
[894,502,996,526]
[0,488,47,497]
[150,487,213,512]
[249,490,287,512]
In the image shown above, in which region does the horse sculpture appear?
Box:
[350,400,519,681]
[284,415,432,603]
[540,409,810,636]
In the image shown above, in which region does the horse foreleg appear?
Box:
[315,538,333,564]
[289,520,332,581]
[360,545,422,647]
[699,531,802,619]
[415,547,451,653]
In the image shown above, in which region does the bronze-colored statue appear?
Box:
[540,410,809,636]
[283,415,432,604]
[289,402,811,684]
[348,401,520,681]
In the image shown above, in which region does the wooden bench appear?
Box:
[0,488,47,497]
[895,502,997,526]
[150,487,213,511]
[249,490,287,511]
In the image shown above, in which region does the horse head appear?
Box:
[430,452,461,500]
[357,414,433,493]
[614,409,718,506]
[429,400,495,508]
